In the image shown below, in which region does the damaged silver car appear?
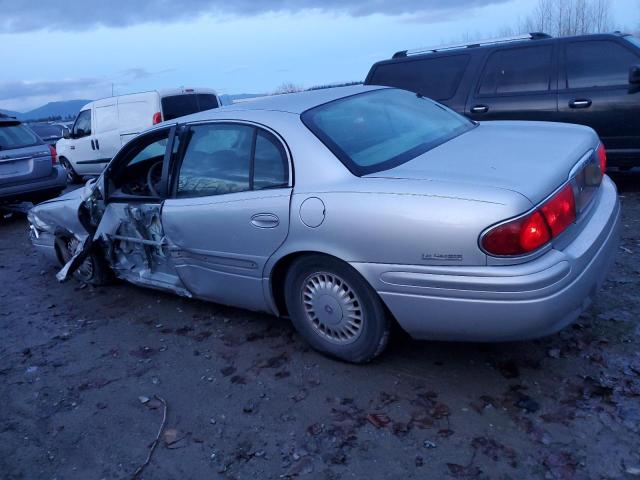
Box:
[29,86,620,363]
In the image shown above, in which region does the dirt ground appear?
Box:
[1,172,639,480]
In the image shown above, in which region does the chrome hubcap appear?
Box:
[64,237,94,280]
[302,272,363,345]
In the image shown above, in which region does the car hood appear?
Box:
[366,121,599,205]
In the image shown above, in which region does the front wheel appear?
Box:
[284,255,390,363]
[55,235,111,285]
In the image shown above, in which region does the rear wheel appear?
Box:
[284,255,390,363]
[59,157,82,184]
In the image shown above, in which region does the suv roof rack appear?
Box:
[392,32,552,58]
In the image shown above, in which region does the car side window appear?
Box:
[177,124,253,198]
[72,109,91,138]
[368,55,470,101]
[176,124,289,198]
[253,130,288,190]
[566,40,639,89]
[478,45,553,95]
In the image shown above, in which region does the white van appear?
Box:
[56,88,220,181]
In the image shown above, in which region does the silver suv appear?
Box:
[0,114,66,204]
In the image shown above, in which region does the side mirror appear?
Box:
[630,65,640,85]
[63,130,71,139]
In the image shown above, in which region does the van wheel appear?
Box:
[284,255,390,363]
[60,157,82,184]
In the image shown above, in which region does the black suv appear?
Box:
[365,32,640,168]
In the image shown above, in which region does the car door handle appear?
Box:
[569,99,592,109]
[250,213,280,228]
[90,140,95,150]
[70,145,75,150]
[95,139,99,150]
[470,105,488,114]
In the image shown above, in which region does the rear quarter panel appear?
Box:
[272,178,533,268]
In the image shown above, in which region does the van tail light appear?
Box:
[49,145,58,165]
[152,112,162,125]
[482,184,576,256]
[596,143,607,174]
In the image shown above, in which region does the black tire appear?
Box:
[55,235,112,285]
[59,157,82,184]
[284,255,390,363]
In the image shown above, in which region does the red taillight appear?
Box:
[482,184,576,256]
[482,211,551,256]
[152,112,162,125]
[49,145,57,165]
[540,184,576,237]
[596,143,606,174]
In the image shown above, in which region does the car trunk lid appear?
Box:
[0,143,53,187]
[366,121,600,205]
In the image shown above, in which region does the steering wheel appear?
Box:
[146,161,164,197]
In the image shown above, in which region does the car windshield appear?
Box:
[301,88,475,175]
[0,122,41,150]
[626,35,640,49]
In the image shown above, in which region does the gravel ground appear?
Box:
[1,172,639,480]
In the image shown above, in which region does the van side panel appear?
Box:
[117,92,159,139]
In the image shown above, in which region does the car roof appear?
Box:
[180,84,387,120]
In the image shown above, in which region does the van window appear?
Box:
[566,40,639,89]
[161,94,220,121]
[368,55,469,100]
[479,46,553,95]
[72,109,91,138]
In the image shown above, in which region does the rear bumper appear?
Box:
[352,176,621,341]
[0,166,67,202]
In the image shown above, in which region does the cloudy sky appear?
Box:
[1,0,639,111]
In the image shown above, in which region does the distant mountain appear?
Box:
[3,93,267,120]
[22,100,91,121]
[0,100,92,122]
[0,108,20,118]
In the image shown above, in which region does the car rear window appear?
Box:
[161,94,220,121]
[301,88,475,176]
[0,123,41,150]
[626,36,640,49]
[30,124,63,138]
[367,55,469,100]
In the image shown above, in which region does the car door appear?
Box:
[466,43,558,121]
[161,121,292,312]
[67,108,98,175]
[90,126,193,294]
[557,38,640,156]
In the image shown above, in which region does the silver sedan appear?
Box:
[28,85,620,363]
